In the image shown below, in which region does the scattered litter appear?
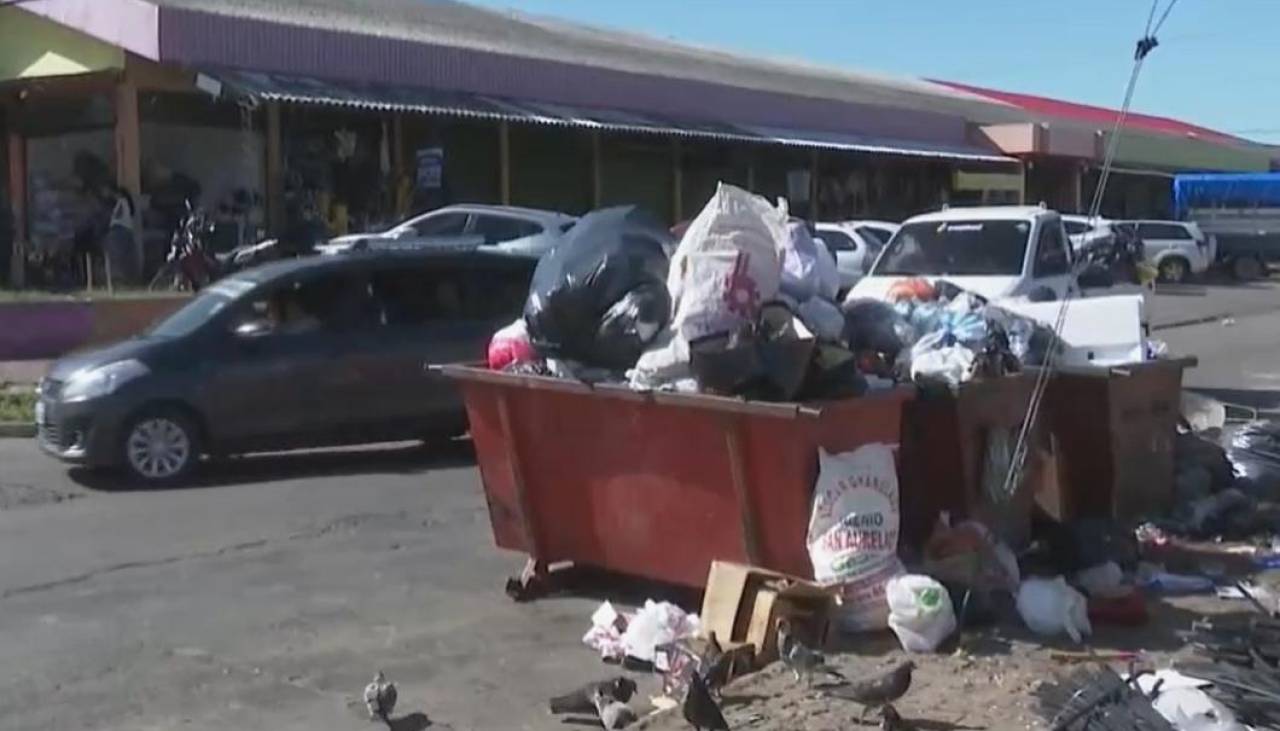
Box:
[1035,666,1174,730]
[1016,576,1092,643]
[1136,669,1249,731]
[885,574,957,652]
[1138,567,1215,595]
[1076,561,1126,598]
[583,601,629,660]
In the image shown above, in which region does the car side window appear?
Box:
[1138,223,1192,240]
[233,273,372,336]
[369,265,471,327]
[410,212,469,237]
[1034,222,1071,277]
[817,229,858,252]
[1063,221,1090,235]
[472,216,541,245]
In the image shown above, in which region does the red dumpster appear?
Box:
[444,365,910,590]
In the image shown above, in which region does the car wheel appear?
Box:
[1232,256,1264,281]
[1158,257,1189,284]
[121,408,201,485]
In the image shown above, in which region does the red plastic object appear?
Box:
[444,365,910,588]
[1087,591,1149,626]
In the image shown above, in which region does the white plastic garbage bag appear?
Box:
[668,183,784,341]
[886,574,957,652]
[781,221,830,303]
[627,331,697,392]
[1075,561,1126,598]
[620,600,701,668]
[807,445,904,631]
[812,237,840,302]
[1016,576,1092,642]
[909,343,975,388]
[1136,669,1248,731]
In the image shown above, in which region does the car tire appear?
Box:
[1158,257,1190,284]
[1232,256,1264,281]
[120,407,202,486]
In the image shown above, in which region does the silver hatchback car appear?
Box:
[322,204,577,257]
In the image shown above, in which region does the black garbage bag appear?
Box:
[1226,420,1280,499]
[841,298,915,363]
[688,302,815,401]
[524,206,673,370]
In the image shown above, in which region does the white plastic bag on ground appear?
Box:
[620,600,701,668]
[1075,561,1126,598]
[886,574,957,652]
[807,445,903,631]
[1136,669,1248,731]
[1016,576,1092,642]
[668,183,784,341]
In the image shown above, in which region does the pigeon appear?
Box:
[879,703,914,731]
[828,660,915,720]
[682,671,729,731]
[775,617,844,686]
[591,686,638,729]
[549,676,638,715]
[699,632,733,696]
[363,671,398,723]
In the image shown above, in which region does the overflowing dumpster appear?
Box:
[444,365,910,591]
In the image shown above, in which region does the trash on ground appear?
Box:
[1016,576,1092,642]
[620,600,701,668]
[1035,666,1175,730]
[1136,669,1248,731]
[807,444,903,632]
[885,574,957,653]
[699,561,831,667]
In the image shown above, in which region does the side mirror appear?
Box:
[1077,263,1114,290]
[233,319,275,339]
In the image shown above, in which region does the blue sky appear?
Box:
[466,0,1278,142]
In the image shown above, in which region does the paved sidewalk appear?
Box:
[0,361,48,387]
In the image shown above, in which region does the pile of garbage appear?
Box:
[488,183,1056,399]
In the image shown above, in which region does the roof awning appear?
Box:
[210,70,1014,164]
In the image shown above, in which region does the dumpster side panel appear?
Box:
[503,388,751,587]
[458,380,531,553]
[1105,366,1181,520]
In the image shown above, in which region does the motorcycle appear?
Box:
[148,204,219,292]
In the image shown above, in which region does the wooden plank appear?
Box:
[264,102,283,234]
[499,120,511,205]
[724,422,763,564]
[113,78,141,197]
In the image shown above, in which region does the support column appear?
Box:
[265,102,283,234]
[391,115,405,217]
[591,130,602,208]
[499,120,511,205]
[7,128,26,287]
[113,78,141,198]
[809,149,820,221]
[671,138,683,223]
[746,153,756,193]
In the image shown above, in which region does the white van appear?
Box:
[846,206,1088,304]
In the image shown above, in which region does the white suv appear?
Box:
[1114,220,1213,283]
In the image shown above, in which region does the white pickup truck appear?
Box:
[846,205,1114,304]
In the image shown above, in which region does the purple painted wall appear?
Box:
[0,302,94,361]
[155,7,970,146]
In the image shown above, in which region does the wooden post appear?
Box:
[591,129,602,208]
[809,148,820,221]
[671,138,683,223]
[499,120,511,205]
[6,129,26,287]
[113,78,141,198]
[264,101,283,234]
[390,114,405,218]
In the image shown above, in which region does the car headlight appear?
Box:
[61,360,150,402]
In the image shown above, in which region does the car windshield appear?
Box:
[148,277,255,338]
[874,219,1031,276]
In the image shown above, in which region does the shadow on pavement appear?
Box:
[70,439,476,492]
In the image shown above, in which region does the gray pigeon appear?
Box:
[591,687,638,729]
[363,671,398,723]
[828,661,915,721]
[776,617,844,686]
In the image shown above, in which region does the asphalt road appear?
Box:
[1,275,1279,730]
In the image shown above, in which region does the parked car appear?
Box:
[846,206,1102,304]
[1060,215,1116,255]
[814,221,899,292]
[1113,219,1213,283]
[35,249,538,485]
[321,204,577,257]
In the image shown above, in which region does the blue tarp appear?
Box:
[1174,173,1280,216]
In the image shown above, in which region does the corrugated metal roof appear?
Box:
[214,70,1014,163]
[147,0,1023,123]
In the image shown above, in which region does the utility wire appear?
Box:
[998,0,1177,502]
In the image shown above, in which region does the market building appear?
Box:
[0,0,1272,286]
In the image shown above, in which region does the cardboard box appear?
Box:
[700,561,834,666]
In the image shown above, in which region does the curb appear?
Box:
[0,422,34,439]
